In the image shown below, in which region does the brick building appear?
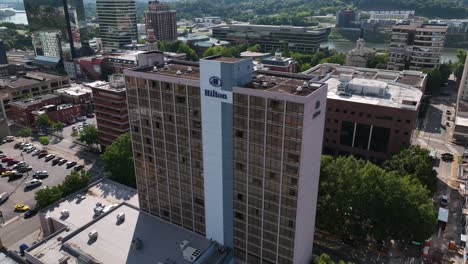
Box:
[306,64,426,162]
[54,84,93,115]
[88,75,129,149]
[32,103,81,125]
[9,94,62,126]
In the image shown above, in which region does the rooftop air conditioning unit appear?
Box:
[176,70,182,75]
[117,212,125,222]
[180,240,190,250]
[88,230,98,240]
[61,210,70,218]
[187,67,193,73]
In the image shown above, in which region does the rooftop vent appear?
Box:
[182,246,202,263]
[132,238,143,250]
[262,82,268,88]
[187,67,193,73]
[296,86,303,93]
[176,70,182,75]
[153,66,158,72]
[116,212,125,223]
[88,230,98,240]
[163,63,169,70]
[61,209,70,218]
[180,240,190,250]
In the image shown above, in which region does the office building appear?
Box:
[305,64,426,162]
[88,75,129,149]
[24,0,84,60]
[259,49,298,73]
[54,84,93,115]
[9,94,62,126]
[336,10,361,28]
[96,0,138,50]
[0,71,70,111]
[144,0,177,42]
[0,97,10,137]
[124,56,327,263]
[454,56,468,143]
[0,40,7,65]
[387,23,447,71]
[212,24,328,53]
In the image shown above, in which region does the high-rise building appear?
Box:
[144,1,177,42]
[87,75,129,149]
[24,0,84,60]
[0,40,8,65]
[212,24,328,54]
[124,55,327,264]
[454,56,468,143]
[96,0,138,50]
[387,23,447,71]
[33,31,63,58]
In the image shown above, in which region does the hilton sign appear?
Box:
[205,90,228,99]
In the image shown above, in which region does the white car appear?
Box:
[5,136,14,142]
[25,179,43,188]
[31,149,40,156]
[0,192,9,203]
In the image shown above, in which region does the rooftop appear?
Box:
[0,72,68,89]
[215,24,328,34]
[241,70,326,97]
[54,84,92,97]
[305,63,427,90]
[9,94,59,108]
[84,77,126,93]
[26,180,229,264]
[134,60,201,80]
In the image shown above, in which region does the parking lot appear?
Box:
[0,139,85,223]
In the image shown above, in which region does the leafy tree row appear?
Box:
[317,145,437,243]
[35,170,90,209]
[101,132,136,188]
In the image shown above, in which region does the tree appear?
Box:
[39,136,49,145]
[35,185,63,209]
[282,42,291,57]
[367,54,389,69]
[202,46,240,58]
[35,114,53,132]
[313,253,353,264]
[317,155,436,243]
[247,44,262,52]
[320,53,346,65]
[53,122,64,136]
[79,125,98,146]
[17,128,32,138]
[62,170,90,197]
[101,133,135,188]
[383,145,438,194]
[159,41,199,61]
[423,68,443,92]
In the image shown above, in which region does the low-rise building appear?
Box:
[9,94,62,126]
[259,49,298,73]
[54,84,93,115]
[87,75,129,149]
[32,103,81,125]
[306,63,427,162]
[24,179,230,264]
[0,71,70,111]
[178,34,230,55]
[345,30,376,68]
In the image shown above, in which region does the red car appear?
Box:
[1,157,12,163]
[7,160,19,166]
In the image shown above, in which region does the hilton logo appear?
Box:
[205,90,228,99]
[209,76,222,87]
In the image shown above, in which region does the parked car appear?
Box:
[31,149,40,156]
[8,172,23,181]
[74,164,85,171]
[441,153,454,162]
[12,161,27,169]
[17,166,32,173]
[87,113,94,118]
[44,154,55,161]
[440,195,449,207]
[1,170,14,177]
[33,170,48,179]
[24,208,38,218]
[26,147,36,153]
[1,157,13,163]
[7,160,19,166]
[5,136,14,142]
[58,158,67,165]
[66,161,77,168]
[14,204,29,212]
[446,110,452,115]
[0,153,6,158]
[51,157,61,165]
[14,142,21,149]
[25,179,42,188]
[0,192,9,203]
[76,116,87,121]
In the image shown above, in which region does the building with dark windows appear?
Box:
[212,24,328,53]
[336,10,361,28]
[24,0,84,77]
[305,63,426,162]
[144,1,177,42]
[96,0,138,50]
[387,23,447,71]
[88,75,129,149]
[124,56,327,264]
[0,40,8,65]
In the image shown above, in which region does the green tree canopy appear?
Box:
[383,145,438,194]
[17,128,32,138]
[101,132,136,188]
[79,125,99,146]
[314,253,353,264]
[62,170,90,197]
[318,155,436,243]
[202,45,240,58]
[247,44,262,52]
[320,53,346,65]
[367,53,389,69]
[159,40,199,61]
[39,136,49,145]
[35,185,63,209]
[35,114,53,132]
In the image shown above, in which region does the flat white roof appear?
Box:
[325,77,422,110]
[42,179,138,231]
[456,115,468,127]
[55,84,92,96]
[438,207,449,222]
